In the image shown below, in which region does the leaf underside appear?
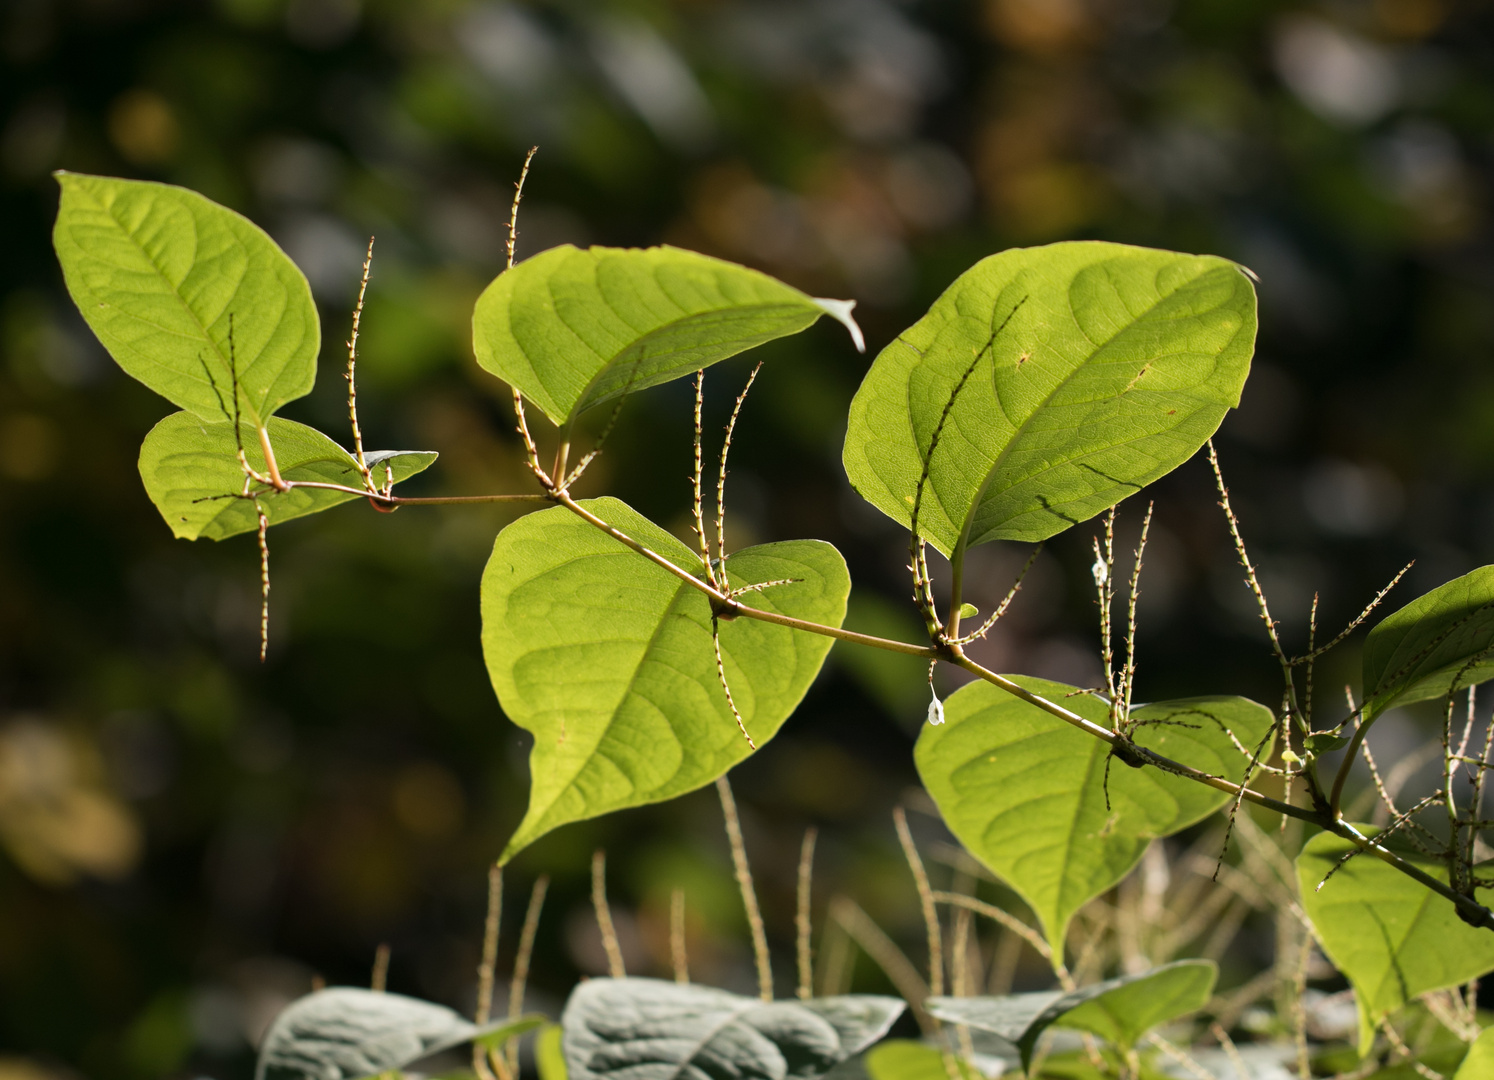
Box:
[1362,564,1494,720]
[916,677,1273,955]
[1297,829,1494,1056]
[482,498,850,862]
[54,171,319,427]
[843,240,1256,553]
[560,978,904,1080]
[472,244,840,424]
[139,411,436,540]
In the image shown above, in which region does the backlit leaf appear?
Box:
[1455,1028,1494,1079]
[916,677,1273,954]
[560,978,903,1080]
[843,241,1255,552]
[472,244,860,425]
[54,172,319,427]
[138,411,436,541]
[1362,566,1494,719]
[482,498,849,862]
[1297,829,1494,1056]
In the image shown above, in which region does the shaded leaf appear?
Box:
[139,411,436,541]
[843,241,1255,552]
[54,171,319,427]
[482,498,849,861]
[916,677,1273,954]
[255,988,525,1080]
[1297,829,1494,1056]
[472,244,859,425]
[561,978,903,1080]
[1362,566,1494,719]
[929,961,1215,1069]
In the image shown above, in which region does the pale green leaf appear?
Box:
[1455,1028,1494,1079]
[536,1025,567,1080]
[473,1015,548,1049]
[255,988,508,1080]
[929,960,1216,1067]
[1362,566,1494,719]
[482,498,849,862]
[560,978,903,1080]
[472,244,859,425]
[916,677,1274,954]
[861,1041,984,1080]
[139,411,436,540]
[843,241,1255,552]
[53,172,319,427]
[1297,829,1494,1056]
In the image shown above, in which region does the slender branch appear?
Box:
[371,943,390,992]
[717,776,773,1000]
[346,236,377,493]
[1292,561,1413,665]
[713,620,755,748]
[476,863,502,1024]
[830,897,932,1032]
[671,887,689,984]
[1120,502,1153,725]
[257,508,270,663]
[507,147,537,270]
[953,545,1040,645]
[507,874,549,1074]
[716,361,762,565]
[893,806,943,998]
[591,850,626,978]
[691,371,716,585]
[796,827,817,1001]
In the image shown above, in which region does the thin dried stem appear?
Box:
[930,892,1066,982]
[893,806,943,998]
[1293,562,1413,664]
[1120,502,1153,723]
[670,888,689,985]
[1304,593,1317,728]
[716,361,762,565]
[346,236,377,492]
[1381,1019,1446,1080]
[717,776,772,1000]
[818,918,854,997]
[691,371,717,585]
[591,850,626,978]
[474,864,503,1080]
[257,508,270,663]
[1147,1033,1214,1080]
[371,943,390,992]
[506,874,549,1072]
[796,827,817,1001]
[507,147,536,270]
[830,897,932,1031]
[1092,509,1119,707]
[713,621,755,749]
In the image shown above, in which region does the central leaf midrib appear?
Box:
[93,185,262,425]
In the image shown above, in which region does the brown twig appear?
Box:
[796,827,817,1001]
[717,776,772,1000]
[670,887,689,985]
[591,850,625,978]
[893,806,943,998]
[371,943,390,992]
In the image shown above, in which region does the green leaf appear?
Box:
[473,1014,548,1049]
[139,411,437,541]
[842,241,1255,553]
[1456,1028,1494,1079]
[1297,829,1494,1056]
[957,602,978,619]
[916,677,1274,955]
[255,988,507,1080]
[930,960,1216,1068]
[472,244,860,425]
[53,172,319,427]
[1362,566,1494,720]
[1305,733,1350,753]
[560,978,903,1080]
[482,498,850,861]
[536,1024,567,1080]
[862,1041,984,1080]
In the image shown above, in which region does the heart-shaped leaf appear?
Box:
[916,677,1274,955]
[139,411,436,540]
[929,960,1215,1069]
[255,987,540,1080]
[843,241,1255,552]
[560,977,904,1080]
[1362,566,1494,720]
[54,171,320,427]
[482,498,850,862]
[472,244,861,425]
[1297,829,1494,1056]
[859,1041,986,1080]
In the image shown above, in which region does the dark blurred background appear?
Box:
[3,0,1493,1076]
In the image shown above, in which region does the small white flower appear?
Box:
[1092,557,1108,588]
[926,692,945,726]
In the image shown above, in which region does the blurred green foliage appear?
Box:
[2,0,1493,1076]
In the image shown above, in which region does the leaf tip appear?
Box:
[812,297,865,354]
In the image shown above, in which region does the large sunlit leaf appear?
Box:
[1456,1028,1494,1079]
[472,244,861,425]
[842,241,1255,552]
[53,171,319,427]
[482,498,850,862]
[929,960,1216,1068]
[1297,830,1494,1056]
[560,978,903,1080]
[1362,566,1494,719]
[916,677,1273,955]
[255,988,539,1080]
[139,411,436,541]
